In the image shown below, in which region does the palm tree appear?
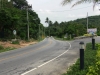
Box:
[45,17,50,36]
[62,0,100,9]
[45,17,49,36]
[45,17,49,25]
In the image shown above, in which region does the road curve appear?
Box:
[21,36,100,75]
[0,37,71,75]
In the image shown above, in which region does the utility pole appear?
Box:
[39,24,40,41]
[48,21,50,36]
[49,26,50,36]
[23,5,32,40]
[87,12,88,33]
[42,26,43,39]
[27,6,29,40]
[44,27,45,38]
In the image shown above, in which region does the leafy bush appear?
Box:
[83,34,92,37]
[63,43,97,75]
[86,44,100,75]
[11,40,20,44]
[0,47,15,53]
[0,45,4,50]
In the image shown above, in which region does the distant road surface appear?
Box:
[0,36,100,75]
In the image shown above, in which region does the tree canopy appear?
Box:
[0,0,44,40]
[45,15,100,38]
[0,0,100,40]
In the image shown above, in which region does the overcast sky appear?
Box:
[27,0,100,26]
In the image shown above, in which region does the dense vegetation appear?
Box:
[0,0,100,40]
[63,43,100,75]
[86,44,100,75]
[0,0,44,40]
[46,15,100,38]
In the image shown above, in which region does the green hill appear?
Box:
[46,15,100,38]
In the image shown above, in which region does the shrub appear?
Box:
[86,44,100,75]
[63,43,97,75]
[0,45,4,50]
[11,40,20,44]
[83,34,92,37]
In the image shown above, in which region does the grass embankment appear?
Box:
[0,45,15,53]
[0,39,39,53]
[0,40,20,53]
[54,37,73,41]
[63,43,100,75]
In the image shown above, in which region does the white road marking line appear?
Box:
[21,68,37,75]
[21,41,71,75]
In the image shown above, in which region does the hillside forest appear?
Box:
[47,15,100,38]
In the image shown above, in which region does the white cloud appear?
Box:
[78,14,86,18]
[39,9,43,11]
[93,6,100,15]
[28,0,100,25]
[94,11,100,15]
[45,10,52,14]
[66,14,86,18]
[67,14,76,18]
[94,6,99,10]
[38,9,52,14]
[39,9,45,13]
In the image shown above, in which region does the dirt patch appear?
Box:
[0,41,37,49]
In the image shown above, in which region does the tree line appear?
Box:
[0,0,100,40]
[0,0,44,40]
[45,15,100,38]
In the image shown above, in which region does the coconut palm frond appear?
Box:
[72,0,84,7]
[61,0,73,6]
[72,0,92,7]
[93,1,97,10]
[62,0,100,9]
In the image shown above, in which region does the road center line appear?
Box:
[21,41,71,75]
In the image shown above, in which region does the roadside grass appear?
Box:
[11,40,20,44]
[0,38,42,53]
[38,37,44,42]
[54,37,73,41]
[54,37,64,41]
[0,45,15,53]
[63,43,97,75]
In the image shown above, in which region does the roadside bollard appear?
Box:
[92,36,95,50]
[79,41,84,70]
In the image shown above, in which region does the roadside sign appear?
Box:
[8,0,11,2]
[87,28,97,35]
[13,30,16,35]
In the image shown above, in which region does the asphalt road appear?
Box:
[0,36,100,75]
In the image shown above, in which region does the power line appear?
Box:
[35,5,92,12]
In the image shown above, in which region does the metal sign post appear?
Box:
[13,30,16,40]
